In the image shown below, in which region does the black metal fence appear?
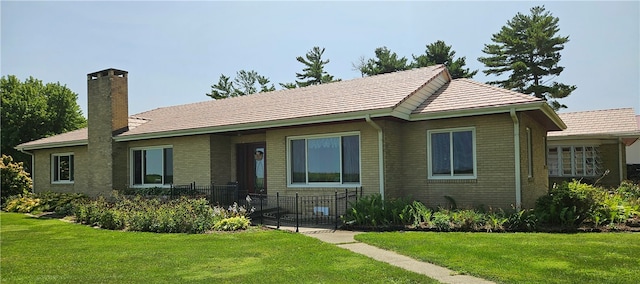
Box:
[128,183,363,232]
[244,188,363,232]
[169,182,247,206]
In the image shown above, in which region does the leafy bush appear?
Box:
[72,193,252,233]
[431,211,452,231]
[505,209,538,232]
[342,194,411,227]
[3,190,86,215]
[4,191,41,213]
[213,216,250,231]
[1,154,32,204]
[407,201,432,228]
[535,180,599,227]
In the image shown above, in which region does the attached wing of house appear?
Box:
[547,108,640,186]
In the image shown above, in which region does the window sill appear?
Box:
[51,181,74,185]
[288,183,362,188]
[427,179,477,184]
[130,185,171,188]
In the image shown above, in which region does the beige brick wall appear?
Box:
[519,113,550,208]
[380,120,404,198]
[265,120,380,197]
[210,134,232,184]
[127,135,211,186]
[31,146,89,194]
[401,114,518,209]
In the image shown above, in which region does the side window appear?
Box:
[428,128,476,179]
[52,153,74,183]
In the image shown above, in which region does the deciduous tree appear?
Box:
[1,75,86,169]
[478,6,575,110]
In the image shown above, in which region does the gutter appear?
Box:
[365,115,385,199]
[510,109,522,210]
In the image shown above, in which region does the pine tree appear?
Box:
[412,40,477,79]
[478,6,575,110]
[358,47,409,76]
[206,70,275,99]
[294,46,339,87]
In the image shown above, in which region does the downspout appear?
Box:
[510,109,522,210]
[365,115,385,199]
[619,138,624,182]
[18,149,35,193]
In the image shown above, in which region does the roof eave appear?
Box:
[15,139,88,151]
[409,101,563,129]
[548,131,640,140]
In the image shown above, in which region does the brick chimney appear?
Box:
[86,68,128,195]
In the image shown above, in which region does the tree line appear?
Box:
[208,6,574,111]
[2,5,574,170]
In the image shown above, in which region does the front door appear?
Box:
[236,142,267,194]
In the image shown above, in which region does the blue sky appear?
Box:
[2,1,639,116]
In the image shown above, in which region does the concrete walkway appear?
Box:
[275,226,494,284]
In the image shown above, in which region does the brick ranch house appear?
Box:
[547,108,640,187]
[16,66,567,210]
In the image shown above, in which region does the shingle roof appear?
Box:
[119,65,446,137]
[17,118,149,150]
[548,108,640,138]
[413,79,542,114]
[16,65,565,150]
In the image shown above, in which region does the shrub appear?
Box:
[1,154,32,204]
[4,191,41,213]
[407,201,432,228]
[71,193,252,233]
[342,194,411,227]
[431,211,452,231]
[506,209,538,232]
[450,209,485,231]
[3,190,86,215]
[213,216,250,231]
[535,180,599,227]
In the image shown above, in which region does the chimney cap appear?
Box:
[87,68,128,79]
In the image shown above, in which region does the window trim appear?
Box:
[286,131,361,187]
[130,145,173,188]
[427,127,477,180]
[51,152,74,184]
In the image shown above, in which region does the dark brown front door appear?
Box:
[236,142,266,194]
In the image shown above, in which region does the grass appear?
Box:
[0,213,435,284]
[356,231,640,284]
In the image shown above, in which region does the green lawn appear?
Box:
[356,231,640,284]
[0,213,434,284]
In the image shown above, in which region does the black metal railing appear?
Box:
[243,187,362,232]
[169,182,247,207]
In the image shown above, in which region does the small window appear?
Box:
[52,153,74,183]
[428,128,476,179]
[131,146,173,186]
[547,146,601,177]
[288,133,360,186]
